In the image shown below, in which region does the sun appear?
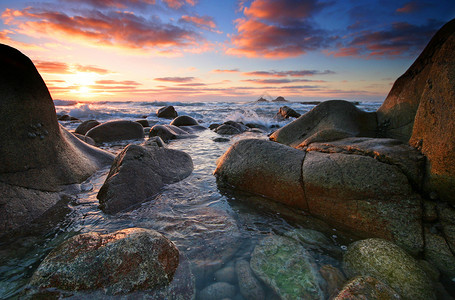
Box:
[65,72,98,98]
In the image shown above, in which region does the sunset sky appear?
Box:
[0,0,454,102]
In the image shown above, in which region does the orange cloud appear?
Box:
[62,0,156,9]
[75,64,110,75]
[95,80,141,85]
[212,69,240,73]
[243,69,335,77]
[154,76,195,82]
[180,15,220,32]
[242,79,324,84]
[34,60,112,75]
[163,0,196,9]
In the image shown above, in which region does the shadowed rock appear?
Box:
[156,106,178,119]
[75,119,100,135]
[86,120,144,143]
[170,115,199,127]
[0,44,114,233]
[277,105,300,119]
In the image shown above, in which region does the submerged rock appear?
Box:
[86,120,144,143]
[198,282,236,300]
[235,259,265,300]
[334,276,401,300]
[29,228,180,295]
[214,263,236,284]
[0,44,114,234]
[156,106,178,119]
[75,119,100,135]
[343,238,435,300]
[250,235,326,299]
[98,144,193,214]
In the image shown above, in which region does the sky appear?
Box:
[0,0,454,102]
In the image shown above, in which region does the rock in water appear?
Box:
[198,282,236,300]
[98,144,193,214]
[86,120,144,143]
[0,44,114,234]
[343,238,435,300]
[334,276,401,300]
[75,119,100,135]
[28,228,181,295]
[156,106,178,119]
[235,259,265,300]
[250,235,326,299]
[170,115,199,127]
[277,105,300,119]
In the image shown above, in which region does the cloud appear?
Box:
[243,69,335,77]
[163,0,196,9]
[180,14,221,32]
[2,7,203,52]
[396,1,426,13]
[75,64,111,74]
[154,76,195,82]
[242,78,325,84]
[212,68,240,73]
[95,80,141,85]
[34,60,112,75]
[62,0,156,9]
[227,0,330,58]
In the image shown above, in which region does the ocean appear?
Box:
[1,99,383,298]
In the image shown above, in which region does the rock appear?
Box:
[0,44,114,234]
[343,238,435,300]
[215,124,241,135]
[209,123,220,130]
[235,259,265,300]
[319,265,346,298]
[277,106,300,119]
[149,124,192,142]
[198,282,236,300]
[214,264,236,284]
[256,97,268,103]
[334,276,401,300]
[73,133,95,145]
[423,226,455,278]
[135,119,149,127]
[213,137,230,143]
[156,106,178,119]
[273,96,287,102]
[437,203,455,252]
[285,228,342,256]
[58,114,80,122]
[98,144,193,214]
[29,228,180,295]
[250,235,325,299]
[376,19,455,204]
[142,136,165,148]
[214,139,307,210]
[86,120,144,143]
[74,119,100,135]
[270,100,377,148]
[170,115,198,127]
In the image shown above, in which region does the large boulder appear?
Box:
[343,238,435,300]
[98,144,193,214]
[156,106,178,119]
[250,235,326,299]
[270,100,377,148]
[86,120,144,143]
[377,19,455,204]
[28,228,194,297]
[0,44,114,233]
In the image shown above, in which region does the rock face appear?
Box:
[98,144,193,214]
[334,276,401,300]
[343,238,435,300]
[170,115,198,127]
[156,106,178,119]
[377,19,455,204]
[0,44,114,234]
[75,120,100,135]
[277,105,300,119]
[270,100,377,148]
[29,228,181,295]
[86,120,144,143]
[250,235,326,299]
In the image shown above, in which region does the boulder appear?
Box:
[0,44,114,234]
[135,119,149,127]
[74,119,100,135]
[58,114,80,122]
[98,144,193,214]
[377,19,455,204]
[334,276,401,300]
[270,100,377,148]
[343,238,435,300]
[235,259,265,300]
[250,235,326,299]
[319,265,346,298]
[86,120,144,143]
[170,115,198,127]
[28,228,185,296]
[214,263,236,284]
[214,121,248,135]
[273,96,287,102]
[156,106,178,119]
[149,124,192,142]
[284,228,341,256]
[277,105,300,119]
[198,282,236,300]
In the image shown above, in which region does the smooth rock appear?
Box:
[198,282,236,300]
[170,115,198,127]
[29,228,180,294]
[284,228,341,256]
[215,264,236,284]
[135,119,149,127]
[334,276,401,300]
[73,133,95,145]
[215,124,242,135]
[86,120,144,143]
[270,100,377,148]
[343,238,435,300]
[149,124,192,142]
[58,114,80,121]
[156,106,178,119]
[74,119,100,135]
[277,105,300,119]
[250,235,326,299]
[98,144,193,214]
[235,259,265,300]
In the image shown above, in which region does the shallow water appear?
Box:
[6,100,446,299]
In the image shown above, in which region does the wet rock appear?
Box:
[198,282,236,300]
[343,238,435,300]
[213,137,230,143]
[0,44,114,234]
[73,133,95,145]
[156,106,178,119]
[75,119,100,135]
[423,226,455,278]
[320,264,346,298]
[29,228,180,295]
[334,276,401,300]
[98,144,193,214]
[135,119,149,127]
[277,105,300,119]
[284,228,342,256]
[170,115,198,127]
[209,123,220,130]
[149,124,192,142]
[250,235,325,299]
[142,136,165,148]
[86,120,144,143]
[270,100,377,148]
[235,259,265,300]
[215,124,241,135]
[58,114,80,122]
[215,263,236,284]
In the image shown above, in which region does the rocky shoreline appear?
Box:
[1,19,455,300]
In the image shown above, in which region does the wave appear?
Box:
[54,99,79,106]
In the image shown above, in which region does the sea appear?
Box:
[5,99,445,299]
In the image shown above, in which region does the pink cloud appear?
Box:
[62,0,156,9]
[163,0,196,9]
[154,77,195,82]
[180,14,220,32]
